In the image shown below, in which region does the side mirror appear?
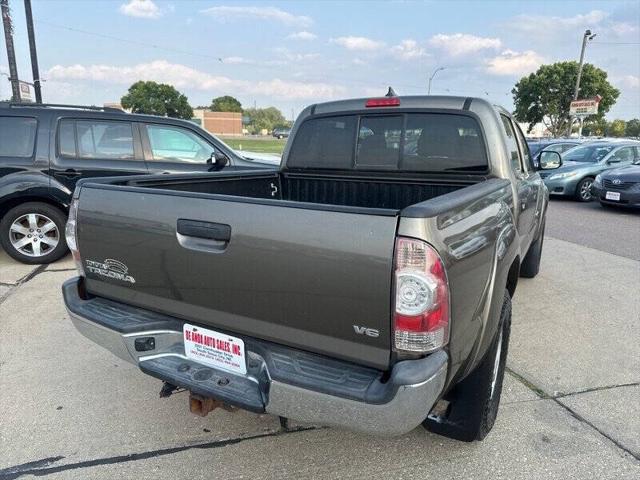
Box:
[607,158,621,165]
[207,151,229,171]
[539,151,562,170]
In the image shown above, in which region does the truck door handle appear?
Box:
[177,219,231,242]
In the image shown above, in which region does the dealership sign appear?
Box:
[570,95,602,116]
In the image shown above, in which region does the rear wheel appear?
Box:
[0,202,68,264]
[424,290,511,441]
[576,177,594,202]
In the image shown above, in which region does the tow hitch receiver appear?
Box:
[189,393,237,417]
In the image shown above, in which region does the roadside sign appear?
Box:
[18,81,33,102]
[569,95,602,116]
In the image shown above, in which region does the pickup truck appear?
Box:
[63,95,559,441]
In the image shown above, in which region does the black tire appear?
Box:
[520,222,545,278]
[0,202,68,264]
[424,290,511,442]
[575,177,594,202]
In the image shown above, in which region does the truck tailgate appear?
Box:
[76,186,398,369]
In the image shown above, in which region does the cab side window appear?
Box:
[145,125,215,163]
[77,121,135,160]
[500,115,522,175]
[513,123,534,172]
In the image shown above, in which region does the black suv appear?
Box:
[0,103,271,264]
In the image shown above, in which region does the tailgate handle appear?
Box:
[177,219,231,242]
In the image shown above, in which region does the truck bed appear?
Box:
[117,171,473,211]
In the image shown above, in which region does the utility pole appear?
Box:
[24,0,41,102]
[568,29,596,135]
[1,0,20,102]
[427,66,445,95]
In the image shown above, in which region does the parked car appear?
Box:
[272,127,290,139]
[527,139,582,157]
[0,103,274,264]
[64,95,558,441]
[592,158,640,209]
[540,141,640,201]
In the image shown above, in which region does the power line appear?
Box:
[591,41,640,45]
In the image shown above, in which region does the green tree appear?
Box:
[582,117,608,137]
[210,95,242,112]
[512,62,619,137]
[244,107,287,134]
[121,81,193,119]
[625,118,640,137]
[608,119,626,137]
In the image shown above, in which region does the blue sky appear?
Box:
[2,0,639,119]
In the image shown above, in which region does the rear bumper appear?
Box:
[63,277,447,435]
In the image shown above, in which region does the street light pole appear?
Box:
[427,67,445,95]
[1,0,21,102]
[24,0,42,103]
[568,29,596,135]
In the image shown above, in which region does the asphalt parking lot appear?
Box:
[1,200,638,480]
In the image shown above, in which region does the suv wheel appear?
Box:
[576,177,594,202]
[423,290,511,441]
[0,202,69,264]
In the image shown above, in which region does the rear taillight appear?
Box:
[65,198,84,276]
[393,237,449,353]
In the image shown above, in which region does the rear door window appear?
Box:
[76,120,134,160]
[287,113,487,172]
[500,115,522,174]
[57,120,77,157]
[0,116,37,157]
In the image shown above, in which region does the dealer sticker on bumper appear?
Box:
[183,324,246,375]
[605,191,621,201]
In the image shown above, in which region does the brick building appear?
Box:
[192,109,242,136]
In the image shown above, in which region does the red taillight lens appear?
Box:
[393,237,449,352]
[365,97,400,108]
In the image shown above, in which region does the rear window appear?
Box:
[0,116,37,158]
[287,113,487,172]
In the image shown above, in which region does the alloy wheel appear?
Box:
[9,213,60,258]
[580,179,593,201]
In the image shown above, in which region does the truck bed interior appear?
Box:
[119,172,475,211]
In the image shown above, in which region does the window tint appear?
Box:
[513,122,533,171]
[58,120,76,157]
[500,115,522,174]
[146,125,215,163]
[610,146,635,164]
[402,114,486,172]
[287,113,487,172]
[77,121,134,160]
[287,116,357,169]
[356,116,402,168]
[0,116,37,157]
[563,145,614,163]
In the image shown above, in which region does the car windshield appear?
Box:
[562,144,614,163]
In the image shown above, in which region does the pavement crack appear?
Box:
[554,382,640,399]
[0,425,322,479]
[506,368,640,462]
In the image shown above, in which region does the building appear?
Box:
[192,109,242,136]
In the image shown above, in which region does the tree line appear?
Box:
[120,81,289,134]
[120,60,634,138]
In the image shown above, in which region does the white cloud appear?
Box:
[331,36,385,51]
[287,31,317,41]
[46,60,344,100]
[486,49,545,76]
[509,10,608,33]
[222,56,252,65]
[201,6,312,28]
[617,75,640,89]
[390,40,427,60]
[119,0,161,19]
[608,21,639,36]
[428,33,501,56]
